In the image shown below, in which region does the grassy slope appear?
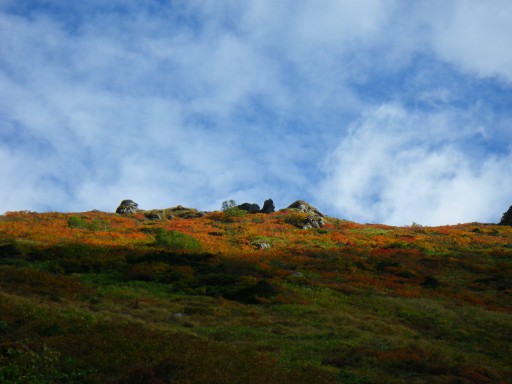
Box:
[0,209,511,383]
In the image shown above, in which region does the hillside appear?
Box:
[0,204,511,383]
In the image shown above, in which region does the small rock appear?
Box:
[116,199,138,214]
[255,242,271,250]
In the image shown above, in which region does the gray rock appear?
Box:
[116,199,138,214]
[260,199,275,214]
[254,242,271,250]
[301,215,325,229]
[286,200,326,229]
[287,200,324,217]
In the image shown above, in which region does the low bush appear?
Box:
[0,341,92,384]
[284,212,309,228]
[123,262,171,282]
[67,216,110,231]
[154,229,201,251]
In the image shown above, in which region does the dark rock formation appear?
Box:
[499,205,512,225]
[237,203,261,213]
[260,199,275,214]
[236,199,275,214]
[116,200,138,214]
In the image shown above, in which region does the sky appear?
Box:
[1,0,512,226]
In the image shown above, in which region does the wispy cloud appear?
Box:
[428,0,512,81]
[0,1,511,224]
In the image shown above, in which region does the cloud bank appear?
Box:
[320,104,512,225]
[0,1,511,225]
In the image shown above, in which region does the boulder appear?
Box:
[254,242,271,250]
[499,205,512,225]
[237,203,261,213]
[116,199,138,214]
[286,200,326,229]
[260,199,275,214]
[287,200,324,217]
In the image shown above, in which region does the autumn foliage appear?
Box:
[0,208,511,383]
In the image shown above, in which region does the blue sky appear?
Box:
[1,0,512,225]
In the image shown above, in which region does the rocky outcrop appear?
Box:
[287,200,324,217]
[260,199,275,214]
[230,199,276,214]
[116,200,138,214]
[286,200,326,229]
[499,205,512,225]
[237,203,261,213]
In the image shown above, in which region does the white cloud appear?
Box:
[320,104,512,225]
[427,0,512,81]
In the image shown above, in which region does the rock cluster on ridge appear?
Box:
[237,203,261,213]
[499,205,512,225]
[236,199,276,214]
[116,199,139,214]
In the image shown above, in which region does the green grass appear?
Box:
[154,229,202,251]
[1,214,512,383]
[349,227,392,235]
